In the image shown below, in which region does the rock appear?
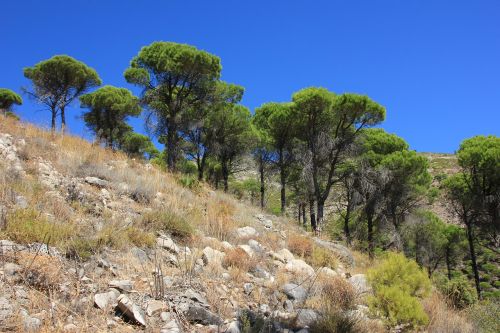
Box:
[157,235,180,254]
[23,316,42,332]
[285,259,315,277]
[295,309,318,328]
[236,226,258,238]
[107,319,118,329]
[0,239,22,252]
[15,195,28,208]
[185,305,223,326]
[251,266,271,279]
[255,214,273,229]
[226,320,241,333]
[116,294,146,326]
[283,283,307,302]
[131,247,149,263]
[182,289,209,307]
[161,319,181,333]
[243,283,254,295]
[348,274,371,294]
[237,244,255,257]
[94,289,120,310]
[63,323,78,332]
[146,300,165,316]
[312,237,355,266]
[270,249,294,263]
[221,241,234,250]
[317,267,337,277]
[260,304,271,316]
[283,300,294,312]
[108,280,134,292]
[201,247,225,266]
[3,262,22,279]
[247,239,263,252]
[0,297,13,324]
[84,176,109,187]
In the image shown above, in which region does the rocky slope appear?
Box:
[0,118,384,332]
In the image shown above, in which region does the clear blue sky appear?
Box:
[2,0,499,153]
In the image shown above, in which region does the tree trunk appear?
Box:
[302,203,307,227]
[344,204,351,246]
[222,161,229,193]
[60,107,66,134]
[466,222,481,299]
[51,108,57,134]
[279,163,286,214]
[316,200,325,233]
[446,247,452,280]
[166,123,178,171]
[259,157,265,209]
[367,212,374,259]
[297,203,301,223]
[309,197,317,232]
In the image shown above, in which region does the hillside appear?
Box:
[0,118,483,332]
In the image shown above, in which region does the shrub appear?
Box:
[288,234,313,257]
[467,300,500,333]
[310,311,359,333]
[321,276,356,311]
[223,247,255,271]
[178,174,200,190]
[367,252,431,327]
[1,209,73,246]
[125,226,156,247]
[310,246,337,269]
[140,210,194,239]
[438,276,477,309]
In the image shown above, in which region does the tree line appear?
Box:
[1,41,498,300]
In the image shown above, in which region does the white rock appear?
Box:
[202,247,225,266]
[238,244,254,257]
[318,267,338,277]
[146,300,165,316]
[285,259,315,277]
[236,226,258,238]
[94,289,120,310]
[108,280,134,292]
[348,274,372,294]
[157,236,180,254]
[116,294,146,326]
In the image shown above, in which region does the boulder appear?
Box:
[247,239,263,252]
[312,237,355,267]
[237,244,254,257]
[317,267,338,277]
[201,247,225,266]
[116,294,146,326]
[185,305,222,326]
[270,249,294,263]
[146,300,165,316]
[295,309,318,328]
[236,226,258,238]
[243,283,254,295]
[182,289,209,307]
[0,297,13,325]
[84,176,109,188]
[94,289,120,310]
[285,259,315,277]
[157,235,180,254]
[283,283,307,302]
[348,274,371,294]
[108,280,134,292]
[161,319,181,333]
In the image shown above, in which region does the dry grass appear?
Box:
[423,292,474,333]
[204,198,237,241]
[15,252,65,293]
[223,247,256,272]
[309,246,338,269]
[287,233,313,258]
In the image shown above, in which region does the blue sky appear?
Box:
[1,0,499,153]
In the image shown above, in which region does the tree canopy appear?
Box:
[0,88,23,117]
[24,55,101,132]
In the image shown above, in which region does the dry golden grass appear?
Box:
[287,233,313,258]
[15,252,65,293]
[223,247,256,272]
[423,292,474,333]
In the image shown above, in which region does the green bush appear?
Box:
[467,300,500,333]
[440,277,477,309]
[178,174,200,190]
[367,252,431,327]
[140,210,194,239]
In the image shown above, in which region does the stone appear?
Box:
[317,267,337,277]
[285,259,315,277]
[226,320,241,333]
[15,195,28,208]
[201,247,225,266]
[236,226,258,238]
[283,283,307,302]
[270,249,294,263]
[107,319,118,329]
[3,262,22,279]
[283,300,294,312]
[247,239,263,252]
[131,247,149,263]
[63,323,78,332]
[0,297,13,324]
[146,300,165,316]
[182,289,209,307]
[243,283,254,295]
[116,294,146,326]
[312,237,355,266]
[295,309,318,328]
[108,280,134,292]
[260,304,271,316]
[23,316,42,332]
[161,319,181,333]
[237,244,254,257]
[94,289,120,310]
[255,214,273,229]
[157,235,180,254]
[185,305,223,326]
[221,241,234,250]
[84,176,109,187]
[348,274,371,294]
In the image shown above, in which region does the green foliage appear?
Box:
[178,174,200,190]
[0,88,22,116]
[124,41,222,170]
[310,311,359,333]
[121,132,159,159]
[140,210,194,239]
[367,252,431,327]
[438,276,477,308]
[467,300,500,333]
[24,55,101,130]
[80,85,141,148]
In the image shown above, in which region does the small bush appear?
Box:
[367,252,431,327]
[178,174,200,190]
[288,234,313,257]
[467,300,500,333]
[223,247,255,271]
[321,276,356,311]
[125,226,156,247]
[438,276,477,309]
[310,311,359,333]
[140,210,194,239]
[2,209,73,246]
[310,246,337,269]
